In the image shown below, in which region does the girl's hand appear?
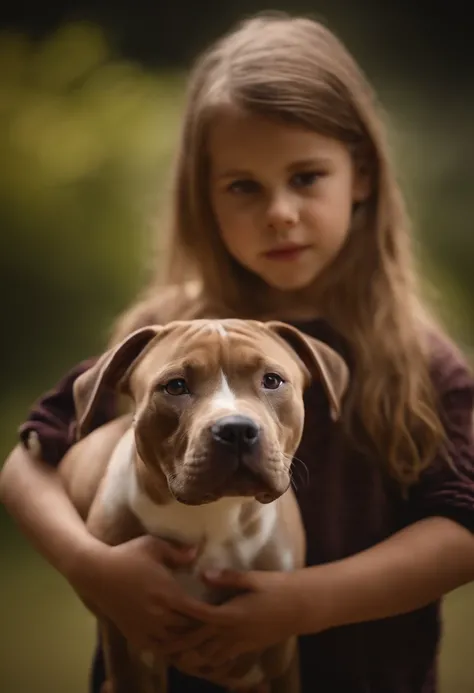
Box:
[71,535,201,657]
[162,568,304,666]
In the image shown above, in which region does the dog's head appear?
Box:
[73,319,349,505]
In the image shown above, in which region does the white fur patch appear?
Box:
[202,320,227,337]
[140,480,277,591]
[99,428,136,515]
[214,321,227,338]
[131,484,278,600]
[209,370,237,413]
[279,547,296,572]
[131,488,245,545]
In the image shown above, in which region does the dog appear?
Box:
[57,318,349,692]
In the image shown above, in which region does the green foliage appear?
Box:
[377,88,474,349]
[0,23,184,451]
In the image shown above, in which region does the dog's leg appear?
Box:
[135,659,168,693]
[263,639,300,693]
[224,639,299,693]
[100,619,142,693]
[87,486,171,693]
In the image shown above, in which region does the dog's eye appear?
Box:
[163,378,190,396]
[262,373,284,390]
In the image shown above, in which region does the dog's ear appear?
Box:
[266,321,350,420]
[73,326,161,440]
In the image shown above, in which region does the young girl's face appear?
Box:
[209,108,370,293]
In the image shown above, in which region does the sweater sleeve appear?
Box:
[17,357,117,466]
[406,336,474,532]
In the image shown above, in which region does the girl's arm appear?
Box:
[295,341,474,633]
[292,514,474,635]
[0,443,108,584]
[1,358,108,583]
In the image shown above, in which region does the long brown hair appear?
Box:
[111,12,447,485]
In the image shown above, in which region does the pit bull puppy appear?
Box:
[57,318,349,693]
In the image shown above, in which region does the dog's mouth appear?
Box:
[168,453,288,506]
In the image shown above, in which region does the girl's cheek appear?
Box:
[229,209,253,230]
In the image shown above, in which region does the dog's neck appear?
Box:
[132,486,274,550]
[109,429,278,559]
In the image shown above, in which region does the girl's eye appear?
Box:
[163,378,190,396]
[291,171,322,188]
[227,179,261,195]
[262,373,285,390]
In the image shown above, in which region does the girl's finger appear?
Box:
[196,637,225,661]
[160,609,197,629]
[171,648,203,672]
[211,642,249,667]
[160,624,217,655]
[171,594,224,623]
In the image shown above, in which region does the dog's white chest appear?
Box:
[134,494,238,544]
[103,429,278,600]
[132,488,276,577]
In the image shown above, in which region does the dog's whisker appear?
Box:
[289,473,299,492]
[287,454,310,488]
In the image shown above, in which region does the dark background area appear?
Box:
[2,1,473,82]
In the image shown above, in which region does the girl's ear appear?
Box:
[266,321,350,421]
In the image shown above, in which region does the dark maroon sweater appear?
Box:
[18,319,474,693]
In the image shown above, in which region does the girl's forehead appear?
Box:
[208,110,346,172]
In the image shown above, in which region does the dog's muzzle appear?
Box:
[208,413,282,501]
[169,412,286,505]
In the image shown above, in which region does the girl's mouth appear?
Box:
[263,244,312,262]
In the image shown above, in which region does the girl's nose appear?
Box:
[265,192,299,235]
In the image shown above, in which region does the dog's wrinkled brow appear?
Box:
[226,348,272,376]
[151,342,283,385]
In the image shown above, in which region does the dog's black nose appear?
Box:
[211,415,260,453]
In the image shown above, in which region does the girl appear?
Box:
[1,11,474,693]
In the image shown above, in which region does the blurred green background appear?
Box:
[1,2,473,692]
